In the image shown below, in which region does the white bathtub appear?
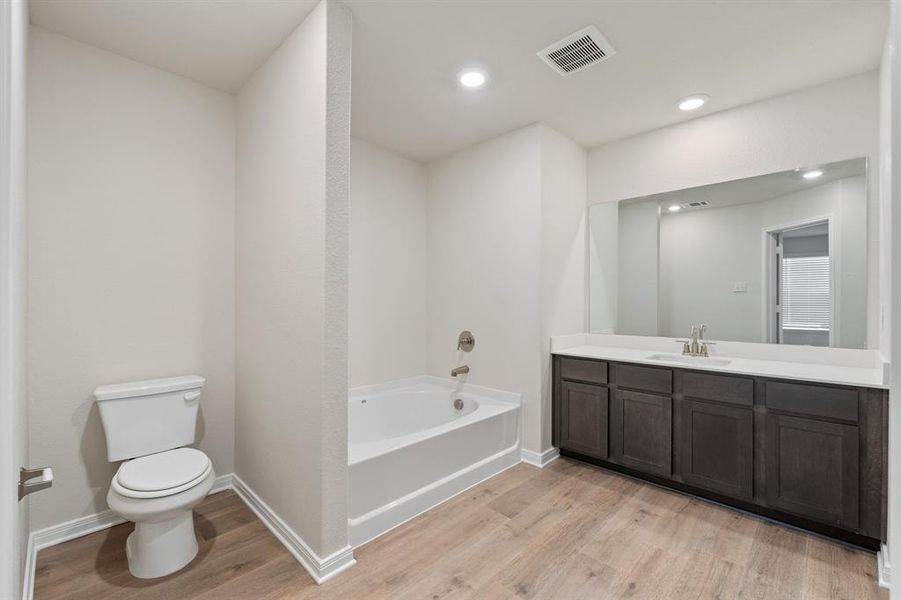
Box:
[348,376,521,547]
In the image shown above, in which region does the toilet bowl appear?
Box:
[106,447,215,578]
[94,375,213,579]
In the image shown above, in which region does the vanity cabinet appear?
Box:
[764,413,859,529]
[552,354,887,549]
[680,399,753,499]
[559,381,609,460]
[612,390,672,476]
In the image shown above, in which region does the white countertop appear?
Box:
[551,334,889,389]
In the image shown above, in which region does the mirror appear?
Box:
[588,157,870,349]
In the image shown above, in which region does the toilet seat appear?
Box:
[112,448,212,499]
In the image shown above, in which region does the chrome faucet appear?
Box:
[451,365,470,377]
[678,324,714,357]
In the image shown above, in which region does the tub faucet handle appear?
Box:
[457,330,475,352]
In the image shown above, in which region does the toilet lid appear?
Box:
[116,447,210,493]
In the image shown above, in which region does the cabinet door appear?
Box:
[681,400,753,499]
[560,381,609,459]
[613,390,672,476]
[764,414,859,529]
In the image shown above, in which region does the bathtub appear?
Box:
[348,376,521,547]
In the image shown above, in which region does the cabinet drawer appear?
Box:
[559,357,608,385]
[765,381,858,423]
[683,372,753,407]
[616,364,672,394]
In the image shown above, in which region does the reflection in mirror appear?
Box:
[588,157,869,349]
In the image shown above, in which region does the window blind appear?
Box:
[781,255,831,331]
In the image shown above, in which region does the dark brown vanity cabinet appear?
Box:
[764,413,859,529]
[552,354,887,549]
[559,381,609,460]
[612,390,672,476]
[680,399,753,499]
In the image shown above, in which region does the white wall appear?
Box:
[27,27,236,530]
[616,200,659,336]
[235,0,351,559]
[657,176,868,346]
[426,123,585,454]
[349,138,427,387]
[427,125,543,449]
[539,126,587,451]
[0,0,28,596]
[588,71,881,347]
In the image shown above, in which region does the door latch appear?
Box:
[19,466,53,501]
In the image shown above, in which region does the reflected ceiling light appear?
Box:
[667,205,681,212]
[678,94,709,111]
[802,169,824,179]
[459,69,487,89]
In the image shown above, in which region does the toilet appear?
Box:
[94,375,215,579]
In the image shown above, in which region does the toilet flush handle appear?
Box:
[184,390,202,402]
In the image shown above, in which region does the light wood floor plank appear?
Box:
[34,459,887,600]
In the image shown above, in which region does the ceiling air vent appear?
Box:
[682,201,711,209]
[537,26,616,76]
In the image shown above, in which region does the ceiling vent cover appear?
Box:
[537,26,616,76]
[681,201,711,209]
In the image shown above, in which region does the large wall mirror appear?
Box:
[588,157,870,349]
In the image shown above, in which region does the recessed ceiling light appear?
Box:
[459,69,487,89]
[678,94,709,111]
[802,169,824,179]
[667,205,681,212]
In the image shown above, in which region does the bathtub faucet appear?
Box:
[450,365,470,377]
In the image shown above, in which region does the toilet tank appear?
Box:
[94,375,205,462]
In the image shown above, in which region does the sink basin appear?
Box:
[645,353,733,367]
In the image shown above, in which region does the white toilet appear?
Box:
[94,375,215,579]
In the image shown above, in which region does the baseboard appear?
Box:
[878,544,891,589]
[21,529,35,600]
[209,472,233,495]
[21,473,234,600]
[520,447,560,468]
[230,474,355,583]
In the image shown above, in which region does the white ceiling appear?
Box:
[347,0,887,161]
[31,0,888,162]
[29,0,319,92]
[648,157,868,213]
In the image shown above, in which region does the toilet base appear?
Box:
[125,509,199,579]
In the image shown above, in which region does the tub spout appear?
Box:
[451,365,470,377]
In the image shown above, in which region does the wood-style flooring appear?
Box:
[34,458,886,599]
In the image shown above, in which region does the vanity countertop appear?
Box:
[551,334,889,389]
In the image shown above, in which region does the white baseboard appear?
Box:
[878,544,891,589]
[209,472,233,495]
[521,447,560,468]
[230,474,355,583]
[22,473,242,600]
[21,530,34,600]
